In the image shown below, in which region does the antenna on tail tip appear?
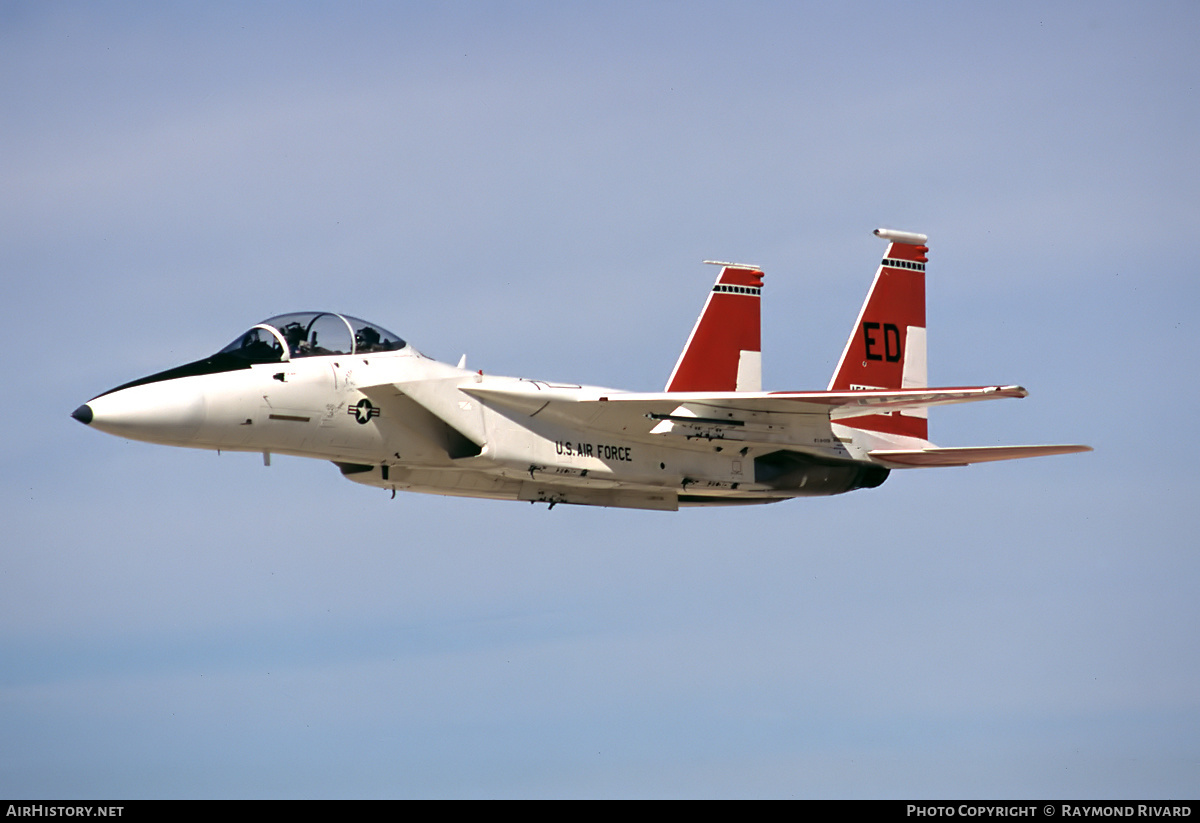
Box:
[874,228,928,245]
[703,260,761,270]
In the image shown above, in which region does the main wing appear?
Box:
[463,381,1028,430]
[456,381,1089,464]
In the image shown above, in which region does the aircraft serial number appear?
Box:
[554,441,632,461]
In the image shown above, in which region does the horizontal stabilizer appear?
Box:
[868,444,1093,467]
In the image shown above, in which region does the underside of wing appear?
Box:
[868,444,1093,467]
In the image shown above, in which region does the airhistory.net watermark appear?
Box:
[6,807,123,817]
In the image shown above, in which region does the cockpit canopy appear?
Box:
[218,312,406,363]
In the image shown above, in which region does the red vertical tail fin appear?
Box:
[666,261,763,392]
[829,229,929,440]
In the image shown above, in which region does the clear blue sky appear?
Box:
[2,0,1197,798]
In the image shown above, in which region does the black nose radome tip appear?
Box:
[72,404,93,425]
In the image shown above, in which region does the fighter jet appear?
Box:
[72,229,1090,511]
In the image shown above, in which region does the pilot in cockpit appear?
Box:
[279,322,308,357]
[356,326,381,352]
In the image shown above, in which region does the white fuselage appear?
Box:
[78,343,888,510]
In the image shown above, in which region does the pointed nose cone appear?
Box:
[78,382,206,445]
